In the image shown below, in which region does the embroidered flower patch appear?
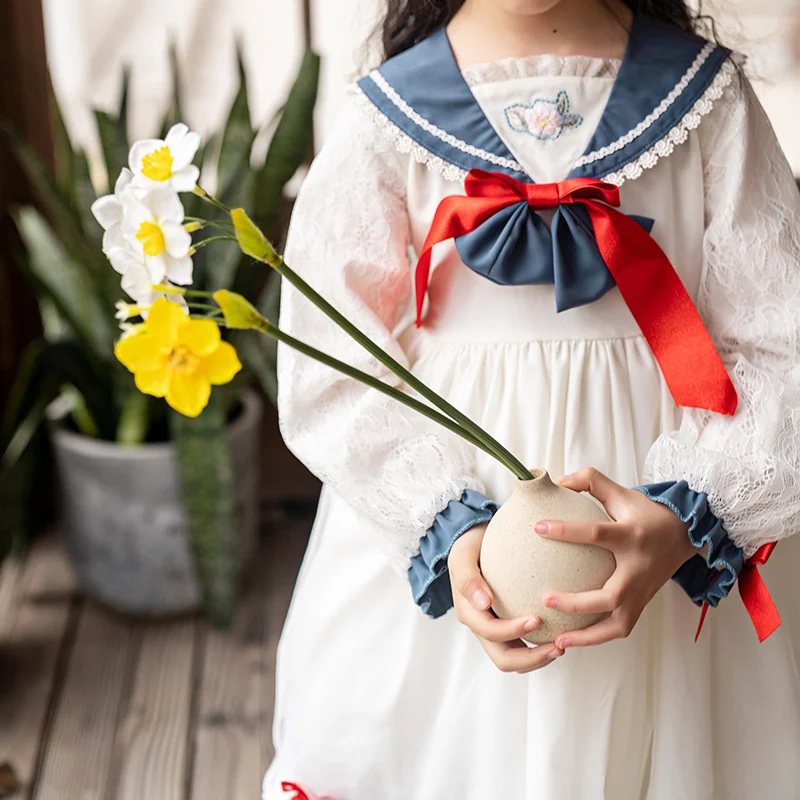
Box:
[505,90,583,141]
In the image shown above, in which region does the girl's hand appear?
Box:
[536,467,700,650]
[448,523,565,673]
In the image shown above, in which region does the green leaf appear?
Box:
[95,70,130,191]
[1,341,46,452]
[95,109,119,188]
[116,391,151,445]
[2,124,119,307]
[118,66,131,159]
[217,42,258,203]
[253,49,320,242]
[236,270,281,405]
[50,84,76,205]
[170,391,238,627]
[13,207,115,359]
[41,341,117,441]
[73,148,102,249]
[159,43,185,138]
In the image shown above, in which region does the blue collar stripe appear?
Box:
[357,14,730,184]
[359,29,529,180]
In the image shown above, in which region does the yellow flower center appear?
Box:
[141,146,174,182]
[168,345,199,373]
[136,221,166,256]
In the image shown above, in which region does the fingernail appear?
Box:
[547,649,562,660]
[544,595,560,610]
[523,616,541,632]
[558,638,572,649]
[471,589,491,610]
[555,474,569,483]
[534,522,549,535]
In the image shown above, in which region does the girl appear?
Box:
[264,1,800,798]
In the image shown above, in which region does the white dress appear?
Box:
[263,53,800,800]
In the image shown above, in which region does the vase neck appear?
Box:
[515,469,554,493]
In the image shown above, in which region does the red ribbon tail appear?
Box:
[584,202,738,416]
[281,782,312,800]
[739,563,782,643]
[695,603,710,642]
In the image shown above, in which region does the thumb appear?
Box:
[449,527,493,611]
[557,467,626,519]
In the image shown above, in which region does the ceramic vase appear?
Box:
[479,469,616,644]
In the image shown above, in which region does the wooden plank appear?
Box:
[190,513,310,800]
[0,540,77,799]
[34,603,133,800]
[111,618,198,800]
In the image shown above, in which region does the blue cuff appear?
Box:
[408,490,499,619]
[635,481,744,608]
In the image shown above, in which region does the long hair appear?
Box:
[380,1,717,61]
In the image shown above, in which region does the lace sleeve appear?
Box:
[644,76,800,558]
[277,96,483,572]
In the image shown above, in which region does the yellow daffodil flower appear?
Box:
[115,298,242,418]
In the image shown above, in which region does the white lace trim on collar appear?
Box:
[462,53,622,86]
[353,53,737,188]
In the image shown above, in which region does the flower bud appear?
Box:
[213,290,268,331]
[230,208,277,264]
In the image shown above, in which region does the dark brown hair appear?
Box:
[380,1,716,61]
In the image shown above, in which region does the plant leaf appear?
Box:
[253,49,320,242]
[170,391,238,627]
[73,147,102,249]
[217,41,258,204]
[2,124,119,306]
[50,83,76,206]
[159,42,185,138]
[41,341,117,441]
[13,207,115,358]
[116,389,152,445]
[95,109,120,188]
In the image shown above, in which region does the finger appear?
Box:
[479,637,565,674]
[448,529,493,611]
[543,571,628,615]
[457,604,542,643]
[554,612,634,650]
[535,518,622,550]
[556,467,627,518]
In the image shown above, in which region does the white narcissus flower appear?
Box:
[129,123,200,192]
[90,168,133,254]
[121,188,193,286]
[107,248,188,317]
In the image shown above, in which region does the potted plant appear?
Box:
[1,46,319,626]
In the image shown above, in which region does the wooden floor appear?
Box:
[0,506,312,800]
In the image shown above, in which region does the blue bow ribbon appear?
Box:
[455,202,654,311]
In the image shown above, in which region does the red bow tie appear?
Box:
[415,169,739,417]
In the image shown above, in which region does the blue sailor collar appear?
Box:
[357,13,734,185]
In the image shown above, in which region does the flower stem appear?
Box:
[268,257,531,480]
[192,235,238,251]
[188,302,223,314]
[184,217,235,235]
[193,185,231,214]
[251,320,503,464]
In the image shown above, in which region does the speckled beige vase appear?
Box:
[479,469,617,644]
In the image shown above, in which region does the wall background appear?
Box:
[43,0,800,183]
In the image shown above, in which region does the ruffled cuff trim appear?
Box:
[408,489,499,619]
[635,481,744,608]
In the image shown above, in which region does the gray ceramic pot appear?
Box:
[52,391,263,616]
